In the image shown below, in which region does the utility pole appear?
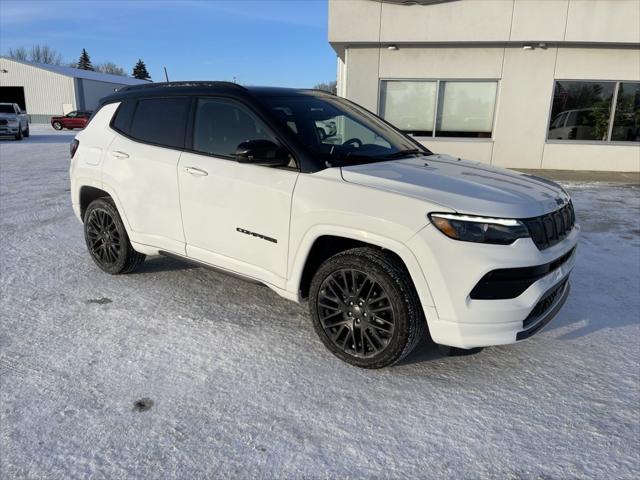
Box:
[164,66,169,82]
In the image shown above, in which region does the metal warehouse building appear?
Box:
[329,0,640,172]
[0,57,148,123]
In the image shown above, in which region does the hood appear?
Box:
[340,154,570,218]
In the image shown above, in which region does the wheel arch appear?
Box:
[288,227,435,309]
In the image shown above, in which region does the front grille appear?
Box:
[523,279,568,329]
[523,201,575,250]
[0,119,7,126]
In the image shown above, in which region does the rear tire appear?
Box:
[52,121,62,130]
[83,197,145,274]
[309,247,425,368]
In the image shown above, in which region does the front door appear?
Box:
[178,97,299,287]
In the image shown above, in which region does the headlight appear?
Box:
[429,213,530,245]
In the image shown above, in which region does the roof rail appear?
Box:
[115,81,247,93]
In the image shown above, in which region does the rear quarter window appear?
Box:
[129,97,189,149]
[110,100,136,135]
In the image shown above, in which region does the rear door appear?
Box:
[102,97,190,254]
[178,97,298,287]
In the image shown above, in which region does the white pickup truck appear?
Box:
[0,102,30,140]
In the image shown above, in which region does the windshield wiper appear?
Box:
[381,148,424,159]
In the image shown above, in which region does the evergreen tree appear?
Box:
[77,49,94,71]
[132,59,151,80]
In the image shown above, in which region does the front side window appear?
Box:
[548,81,615,141]
[193,98,277,157]
[263,95,426,166]
[67,111,78,118]
[129,97,189,148]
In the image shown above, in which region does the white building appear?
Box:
[0,57,148,123]
[329,0,640,172]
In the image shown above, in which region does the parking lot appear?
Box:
[1,127,639,479]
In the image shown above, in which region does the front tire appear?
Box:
[14,129,23,140]
[23,125,30,137]
[309,247,425,368]
[84,198,145,274]
[52,121,62,130]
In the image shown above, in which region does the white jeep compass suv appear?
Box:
[70,82,579,368]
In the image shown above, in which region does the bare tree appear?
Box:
[7,47,28,61]
[29,45,63,65]
[95,62,126,76]
[313,81,337,95]
[6,45,63,65]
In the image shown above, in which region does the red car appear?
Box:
[51,110,93,130]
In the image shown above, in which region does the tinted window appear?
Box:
[263,95,426,166]
[548,81,615,141]
[111,100,136,135]
[129,97,189,148]
[0,105,14,113]
[193,98,276,157]
[611,82,640,142]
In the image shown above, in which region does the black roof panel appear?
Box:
[103,81,331,105]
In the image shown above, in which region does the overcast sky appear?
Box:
[0,0,336,87]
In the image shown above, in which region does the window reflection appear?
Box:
[548,81,615,141]
[611,82,640,142]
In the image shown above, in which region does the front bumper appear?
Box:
[407,222,579,348]
[0,126,19,135]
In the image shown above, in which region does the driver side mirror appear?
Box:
[234,139,290,167]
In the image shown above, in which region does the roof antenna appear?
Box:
[164,66,169,82]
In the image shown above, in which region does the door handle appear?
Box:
[184,166,208,176]
[111,151,129,159]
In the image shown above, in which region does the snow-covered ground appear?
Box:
[1,126,639,479]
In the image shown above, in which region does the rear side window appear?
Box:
[129,97,189,149]
[111,100,136,135]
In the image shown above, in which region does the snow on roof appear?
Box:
[0,57,150,85]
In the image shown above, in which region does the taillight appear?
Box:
[70,139,79,158]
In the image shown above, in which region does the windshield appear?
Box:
[262,95,430,166]
[0,105,15,114]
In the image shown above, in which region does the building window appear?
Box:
[436,81,497,138]
[611,82,640,142]
[548,81,639,143]
[380,81,436,136]
[380,80,497,138]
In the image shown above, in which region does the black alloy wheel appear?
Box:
[86,208,122,267]
[309,247,424,368]
[317,269,396,358]
[83,197,145,274]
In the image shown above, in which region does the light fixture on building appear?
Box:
[387,45,399,51]
[538,42,548,49]
[522,44,534,50]
[0,69,8,73]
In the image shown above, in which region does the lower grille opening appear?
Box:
[516,279,570,341]
[470,247,575,300]
[523,279,568,329]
